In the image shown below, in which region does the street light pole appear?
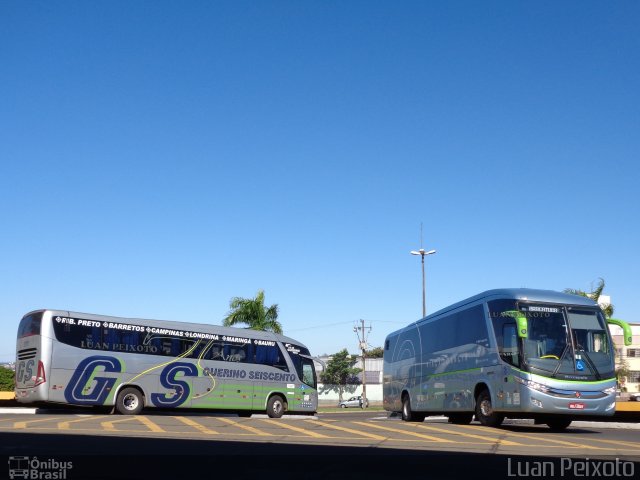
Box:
[410,248,436,318]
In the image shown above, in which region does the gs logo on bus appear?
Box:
[150,362,198,408]
[64,355,198,408]
[64,356,123,405]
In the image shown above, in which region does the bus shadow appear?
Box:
[2,430,638,480]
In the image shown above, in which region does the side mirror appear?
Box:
[502,310,528,338]
[607,318,633,346]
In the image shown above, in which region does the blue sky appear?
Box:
[1,1,639,361]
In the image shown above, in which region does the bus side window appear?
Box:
[501,323,520,368]
[208,342,224,360]
[103,328,119,346]
[225,343,248,362]
[254,344,289,371]
[160,338,180,356]
[121,331,141,349]
[254,344,275,365]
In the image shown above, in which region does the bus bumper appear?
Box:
[517,389,616,416]
[15,386,48,403]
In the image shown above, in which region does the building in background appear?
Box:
[610,323,640,394]
[597,295,638,394]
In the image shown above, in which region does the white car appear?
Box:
[338,395,369,408]
[629,393,640,401]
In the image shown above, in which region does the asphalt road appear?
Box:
[1,410,639,479]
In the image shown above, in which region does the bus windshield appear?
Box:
[285,343,317,388]
[520,305,614,379]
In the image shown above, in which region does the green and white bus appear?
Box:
[383,289,632,430]
[16,309,318,417]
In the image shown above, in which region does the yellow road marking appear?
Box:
[136,416,165,433]
[216,417,272,436]
[257,419,330,438]
[58,416,106,430]
[454,425,607,450]
[411,423,524,446]
[308,420,386,441]
[173,416,218,435]
[14,417,63,429]
[0,417,24,425]
[578,438,640,450]
[101,417,138,432]
[352,421,455,443]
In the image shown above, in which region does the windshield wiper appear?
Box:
[575,348,601,380]
[551,344,571,378]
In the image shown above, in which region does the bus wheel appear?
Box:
[267,395,286,419]
[448,414,473,425]
[475,389,503,427]
[116,387,144,415]
[547,418,572,431]
[401,394,425,422]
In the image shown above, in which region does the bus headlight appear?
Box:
[514,376,549,393]
[602,387,616,395]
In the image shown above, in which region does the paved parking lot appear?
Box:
[1,411,639,459]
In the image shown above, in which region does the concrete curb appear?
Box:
[0,408,37,414]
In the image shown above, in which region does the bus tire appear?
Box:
[475,389,503,427]
[115,387,144,415]
[401,394,425,422]
[547,418,572,431]
[267,395,286,419]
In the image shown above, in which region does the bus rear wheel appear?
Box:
[475,389,503,427]
[116,387,144,415]
[267,395,286,419]
[401,394,425,422]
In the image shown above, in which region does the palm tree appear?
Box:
[222,289,283,334]
[564,278,614,318]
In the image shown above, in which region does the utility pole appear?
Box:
[354,319,372,408]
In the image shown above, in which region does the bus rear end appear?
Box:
[15,311,50,404]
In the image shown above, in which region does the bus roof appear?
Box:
[388,288,599,337]
[23,309,308,349]
[427,288,598,321]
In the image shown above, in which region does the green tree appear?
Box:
[0,367,14,391]
[366,346,384,358]
[222,289,283,334]
[564,278,614,318]
[319,349,362,402]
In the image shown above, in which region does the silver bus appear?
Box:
[16,309,318,417]
[383,289,632,430]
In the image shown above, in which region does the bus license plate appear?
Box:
[568,402,585,409]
